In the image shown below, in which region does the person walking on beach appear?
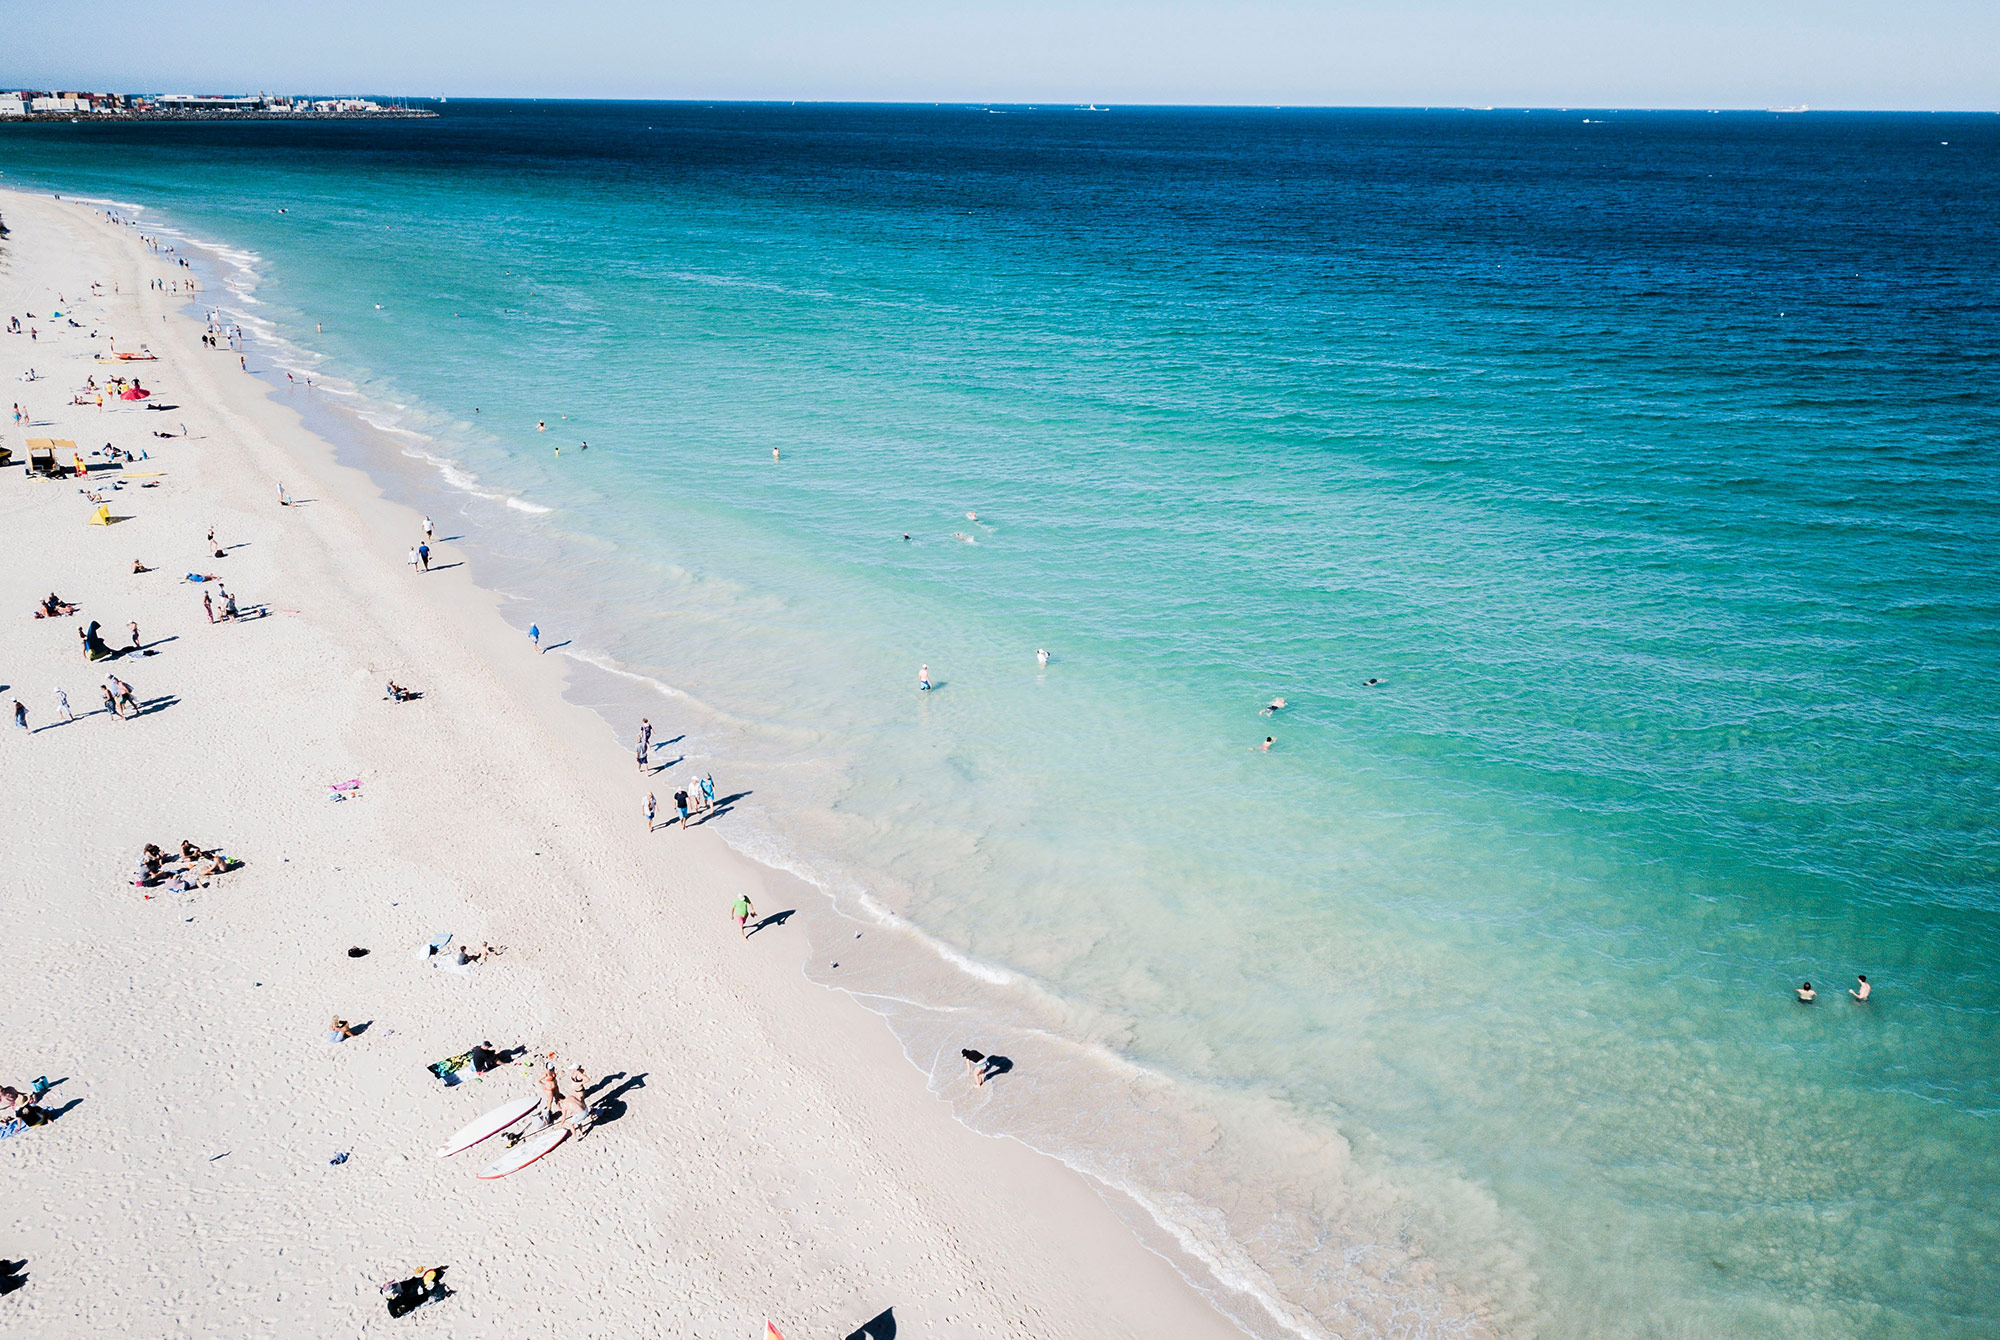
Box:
[731,894,756,938]
[408,545,420,575]
[418,542,431,572]
[112,677,138,717]
[919,663,932,692]
[202,590,215,624]
[645,792,657,832]
[101,685,121,720]
[422,515,434,541]
[127,621,141,651]
[1851,975,1871,1001]
[53,688,72,722]
[700,772,716,814]
[674,788,692,829]
[529,623,540,650]
[11,700,25,732]
[636,717,652,772]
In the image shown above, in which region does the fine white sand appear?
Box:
[0,188,1250,1338]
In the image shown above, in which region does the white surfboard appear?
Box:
[436,1095,541,1158]
[476,1121,570,1179]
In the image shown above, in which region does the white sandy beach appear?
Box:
[0,188,1251,1338]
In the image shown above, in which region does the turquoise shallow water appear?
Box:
[5,105,1998,1337]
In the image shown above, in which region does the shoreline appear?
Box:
[0,187,1263,1338]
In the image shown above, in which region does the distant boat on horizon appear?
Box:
[1768,104,1809,113]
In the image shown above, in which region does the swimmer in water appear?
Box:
[902,533,911,542]
[1796,981,1816,1003]
[1363,678,1381,687]
[1258,736,1274,751]
[537,420,546,431]
[772,447,781,462]
[1850,974,1870,1001]
[967,511,978,522]
[1261,697,1286,716]
[1037,648,1049,668]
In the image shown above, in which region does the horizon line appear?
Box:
[6,91,1999,115]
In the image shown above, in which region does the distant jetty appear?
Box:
[1,91,437,123]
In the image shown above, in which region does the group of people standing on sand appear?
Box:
[404,515,438,574]
[535,1057,599,1138]
[644,774,718,832]
[637,716,720,832]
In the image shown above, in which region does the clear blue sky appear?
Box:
[9,0,1996,109]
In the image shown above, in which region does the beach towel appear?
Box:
[427,1053,475,1086]
[0,1118,22,1140]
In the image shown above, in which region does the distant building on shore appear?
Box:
[0,90,432,121]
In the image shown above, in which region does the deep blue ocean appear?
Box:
[4,103,1997,1338]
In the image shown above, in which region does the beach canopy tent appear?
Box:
[26,438,74,477]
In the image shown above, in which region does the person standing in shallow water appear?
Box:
[919,664,931,692]
[1851,975,1870,1001]
[636,717,652,772]
[1796,981,1816,1002]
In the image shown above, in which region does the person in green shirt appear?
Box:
[731,895,756,939]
